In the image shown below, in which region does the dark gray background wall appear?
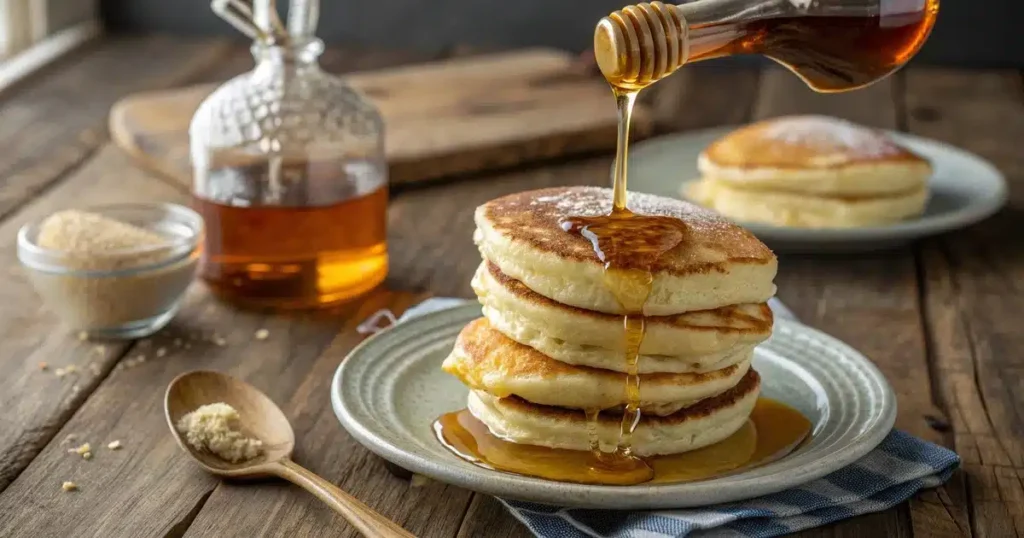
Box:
[101,0,1023,67]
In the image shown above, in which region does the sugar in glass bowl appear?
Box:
[17,203,204,339]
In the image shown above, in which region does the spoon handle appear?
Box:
[273,459,417,538]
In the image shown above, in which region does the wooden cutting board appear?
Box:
[108,48,652,186]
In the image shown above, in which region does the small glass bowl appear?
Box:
[17,203,204,339]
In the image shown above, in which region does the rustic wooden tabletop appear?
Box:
[0,35,1020,538]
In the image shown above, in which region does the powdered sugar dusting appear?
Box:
[480,186,774,272]
[546,186,729,233]
[762,115,902,158]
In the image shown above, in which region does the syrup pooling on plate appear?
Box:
[434,397,811,486]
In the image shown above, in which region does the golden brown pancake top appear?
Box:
[486,262,773,333]
[702,115,931,170]
[497,369,761,426]
[446,317,745,388]
[479,186,775,275]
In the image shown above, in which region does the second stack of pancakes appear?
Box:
[443,186,779,457]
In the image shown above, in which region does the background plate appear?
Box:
[628,127,1008,253]
[332,304,897,509]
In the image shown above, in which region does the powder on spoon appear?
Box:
[176,403,264,463]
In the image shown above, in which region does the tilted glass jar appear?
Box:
[189,36,388,309]
[595,0,939,92]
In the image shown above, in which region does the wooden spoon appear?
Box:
[165,370,416,538]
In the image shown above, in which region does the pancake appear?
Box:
[472,261,770,372]
[698,115,932,197]
[467,369,761,457]
[685,178,928,228]
[443,318,751,414]
[474,186,777,315]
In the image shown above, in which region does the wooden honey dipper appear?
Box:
[594,1,692,91]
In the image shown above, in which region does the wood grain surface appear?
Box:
[0,36,237,493]
[0,35,1020,538]
[905,68,1024,538]
[109,48,653,189]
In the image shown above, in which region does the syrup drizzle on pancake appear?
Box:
[433,21,811,486]
[557,83,688,477]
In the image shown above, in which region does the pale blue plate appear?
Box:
[332,304,896,509]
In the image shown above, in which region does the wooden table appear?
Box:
[0,35,1020,538]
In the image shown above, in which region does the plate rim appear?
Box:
[630,126,1009,243]
[332,303,897,509]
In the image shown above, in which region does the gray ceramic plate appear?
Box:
[332,304,897,509]
[628,127,1008,253]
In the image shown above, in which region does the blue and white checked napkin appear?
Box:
[377,297,960,538]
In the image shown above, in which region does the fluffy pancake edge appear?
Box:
[442,317,753,413]
[685,178,928,228]
[468,369,761,457]
[472,261,770,370]
[698,115,932,197]
[474,186,778,315]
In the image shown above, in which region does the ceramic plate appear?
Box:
[332,304,896,509]
[628,127,1008,253]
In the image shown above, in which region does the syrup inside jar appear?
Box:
[189,37,390,309]
[594,0,940,92]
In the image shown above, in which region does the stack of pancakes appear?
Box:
[685,115,933,228]
[442,186,779,457]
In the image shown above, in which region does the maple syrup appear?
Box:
[436,0,939,485]
[594,0,939,92]
[434,397,811,486]
[188,5,389,310]
[551,86,691,476]
[193,181,388,309]
[689,9,940,91]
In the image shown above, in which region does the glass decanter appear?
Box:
[190,0,388,309]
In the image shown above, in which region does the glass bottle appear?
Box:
[595,0,939,92]
[190,0,388,309]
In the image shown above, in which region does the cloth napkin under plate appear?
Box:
[375,297,959,538]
